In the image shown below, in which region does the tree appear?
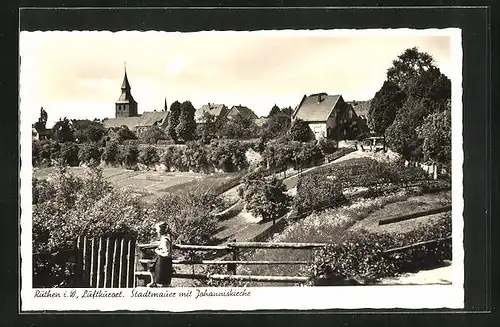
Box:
[240,173,291,224]
[289,119,313,142]
[72,119,106,143]
[387,47,437,92]
[416,108,451,169]
[101,141,120,165]
[368,81,406,135]
[268,104,281,117]
[218,112,258,139]
[138,146,160,167]
[52,118,75,143]
[116,126,137,143]
[59,142,80,166]
[281,106,294,116]
[167,101,182,141]
[139,126,167,144]
[261,112,292,139]
[196,112,220,143]
[175,101,197,142]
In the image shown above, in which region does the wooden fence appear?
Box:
[76,236,136,288]
[33,236,452,288]
[134,241,327,286]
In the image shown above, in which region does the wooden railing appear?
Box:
[134,241,327,286]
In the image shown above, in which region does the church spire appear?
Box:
[164,97,168,111]
[121,62,131,90]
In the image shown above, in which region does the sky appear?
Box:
[20,30,454,127]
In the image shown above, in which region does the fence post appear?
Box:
[227,239,237,275]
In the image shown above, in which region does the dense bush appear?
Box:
[208,139,249,173]
[314,157,429,191]
[318,138,338,154]
[118,145,139,168]
[239,172,292,224]
[139,126,167,144]
[78,143,102,166]
[309,214,451,284]
[145,192,220,245]
[288,119,314,142]
[101,141,120,165]
[33,140,61,167]
[262,139,325,172]
[138,146,160,167]
[294,173,347,215]
[59,142,80,166]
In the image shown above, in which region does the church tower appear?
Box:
[115,65,138,118]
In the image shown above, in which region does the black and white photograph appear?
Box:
[20,27,464,311]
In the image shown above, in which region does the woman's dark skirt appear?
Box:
[154,256,173,286]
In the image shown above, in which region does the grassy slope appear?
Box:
[238,190,451,285]
[33,167,242,204]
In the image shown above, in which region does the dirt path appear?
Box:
[378,261,452,285]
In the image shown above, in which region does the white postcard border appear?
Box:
[20,27,464,311]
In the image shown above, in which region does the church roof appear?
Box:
[103,111,168,130]
[121,70,131,90]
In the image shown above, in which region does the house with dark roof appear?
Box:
[103,68,169,135]
[194,103,228,124]
[292,93,358,141]
[346,99,371,120]
[225,105,258,121]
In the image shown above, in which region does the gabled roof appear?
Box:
[135,111,169,127]
[227,105,258,120]
[195,103,227,123]
[103,111,168,130]
[103,117,142,131]
[292,93,343,122]
[347,99,371,118]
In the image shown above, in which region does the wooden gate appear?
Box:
[76,236,136,288]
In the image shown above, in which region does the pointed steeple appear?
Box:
[121,63,131,90]
[164,97,168,111]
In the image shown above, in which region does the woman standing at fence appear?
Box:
[149,222,173,287]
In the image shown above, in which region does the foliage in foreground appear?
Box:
[309,213,451,285]
[32,167,220,287]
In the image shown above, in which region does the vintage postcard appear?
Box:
[20,28,464,311]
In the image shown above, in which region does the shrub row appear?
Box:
[309,213,451,284]
[314,157,429,190]
[294,173,348,215]
[33,139,250,173]
[262,139,325,172]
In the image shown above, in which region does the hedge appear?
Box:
[309,213,451,285]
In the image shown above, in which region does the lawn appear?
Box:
[33,167,244,204]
